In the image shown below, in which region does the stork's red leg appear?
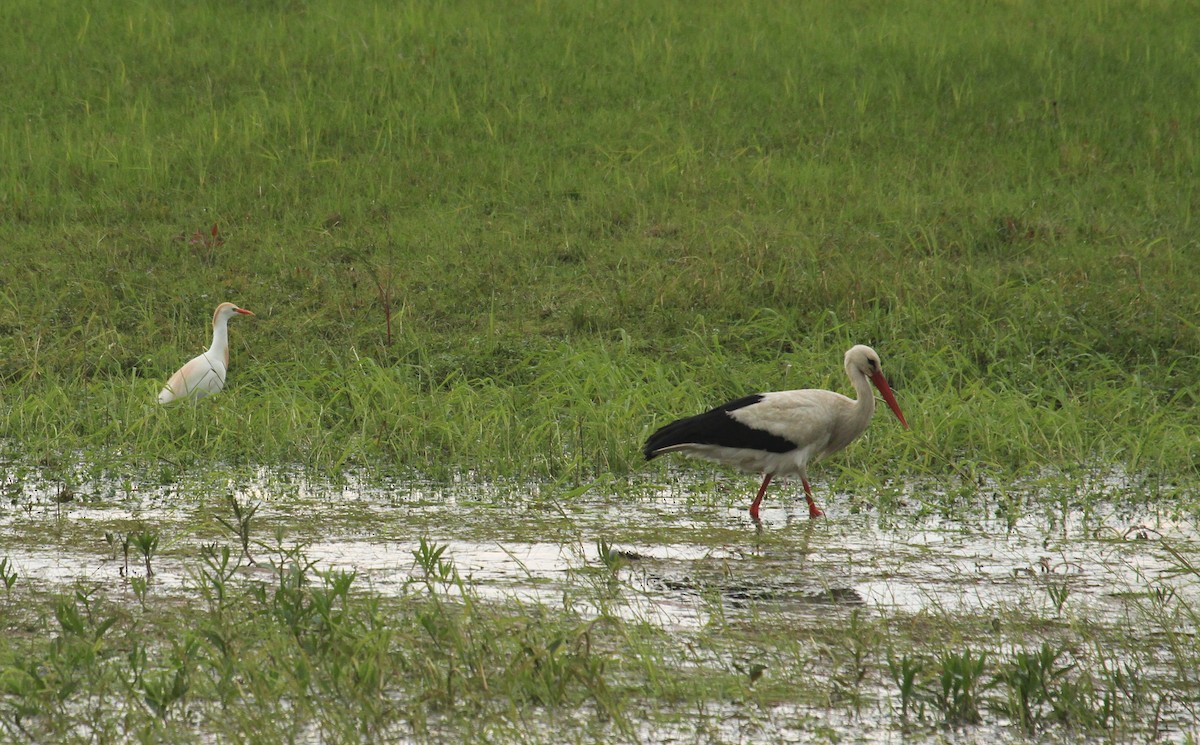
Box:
[802,477,824,519]
[748,474,772,521]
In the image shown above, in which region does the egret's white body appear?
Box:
[158,302,254,404]
[644,345,909,520]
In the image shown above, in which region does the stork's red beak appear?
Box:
[235,308,255,316]
[870,370,909,429]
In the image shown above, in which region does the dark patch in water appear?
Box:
[724,583,863,607]
[648,574,862,609]
[612,549,648,562]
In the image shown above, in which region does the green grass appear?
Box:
[1,0,1198,487]
[1,0,1200,740]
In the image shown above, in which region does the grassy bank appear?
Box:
[2,0,1199,488]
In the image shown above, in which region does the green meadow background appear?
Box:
[1,0,1198,492]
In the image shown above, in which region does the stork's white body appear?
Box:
[644,345,908,520]
[158,303,254,404]
[655,388,873,477]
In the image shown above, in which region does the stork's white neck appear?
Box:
[845,365,878,436]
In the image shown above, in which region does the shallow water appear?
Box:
[2,464,1198,742]
[4,467,1194,625]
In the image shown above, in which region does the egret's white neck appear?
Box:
[208,317,231,364]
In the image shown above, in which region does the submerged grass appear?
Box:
[0,465,1198,742]
[0,539,622,742]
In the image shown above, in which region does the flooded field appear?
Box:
[1,463,1198,743]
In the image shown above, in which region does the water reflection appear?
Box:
[1,464,1196,632]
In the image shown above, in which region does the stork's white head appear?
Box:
[845,344,908,429]
[844,344,882,378]
[213,302,255,328]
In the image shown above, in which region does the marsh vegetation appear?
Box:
[1,0,1198,741]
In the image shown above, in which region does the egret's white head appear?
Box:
[213,302,255,328]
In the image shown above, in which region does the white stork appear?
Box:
[644,344,909,520]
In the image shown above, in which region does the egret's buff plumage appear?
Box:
[644,345,909,520]
[158,302,254,404]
